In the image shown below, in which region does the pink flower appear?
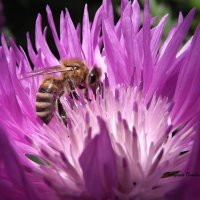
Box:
[0,0,200,199]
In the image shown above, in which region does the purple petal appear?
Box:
[121,2,135,81]
[0,47,22,123]
[8,48,35,121]
[60,11,69,57]
[167,124,200,200]
[132,0,141,34]
[172,23,200,125]
[103,0,114,25]
[146,9,195,101]
[142,0,153,93]
[82,4,93,66]
[76,23,81,41]
[103,17,128,85]
[65,9,82,58]
[91,6,102,49]
[35,14,58,66]
[159,12,184,58]
[26,32,37,65]
[120,0,128,14]
[46,5,66,58]
[0,178,24,200]
[0,126,41,200]
[26,32,44,69]
[91,6,106,71]
[79,117,117,199]
[1,34,9,59]
[151,15,168,64]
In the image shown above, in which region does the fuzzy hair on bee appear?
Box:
[21,59,103,126]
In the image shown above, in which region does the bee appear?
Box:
[21,59,103,126]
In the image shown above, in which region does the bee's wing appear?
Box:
[19,65,78,80]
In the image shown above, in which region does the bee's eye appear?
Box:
[89,74,97,84]
[72,65,80,70]
[88,67,101,86]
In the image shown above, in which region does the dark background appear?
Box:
[2,0,199,52]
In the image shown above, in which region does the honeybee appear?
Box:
[21,59,103,126]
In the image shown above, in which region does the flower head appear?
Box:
[1,0,200,199]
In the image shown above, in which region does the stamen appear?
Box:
[179,150,189,156]
[148,149,164,176]
[161,171,180,178]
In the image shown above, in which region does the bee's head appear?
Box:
[87,66,102,87]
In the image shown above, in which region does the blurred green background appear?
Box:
[2,0,200,51]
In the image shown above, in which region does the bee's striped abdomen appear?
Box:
[35,78,58,124]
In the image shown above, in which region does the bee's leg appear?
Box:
[79,85,91,102]
[98,82,104,99]
[78,85,85,90]
[91,86,97,99]
[56,98,67,127]
[84,88,92,102]
[67,78,79,100]
[91,82,104,100]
